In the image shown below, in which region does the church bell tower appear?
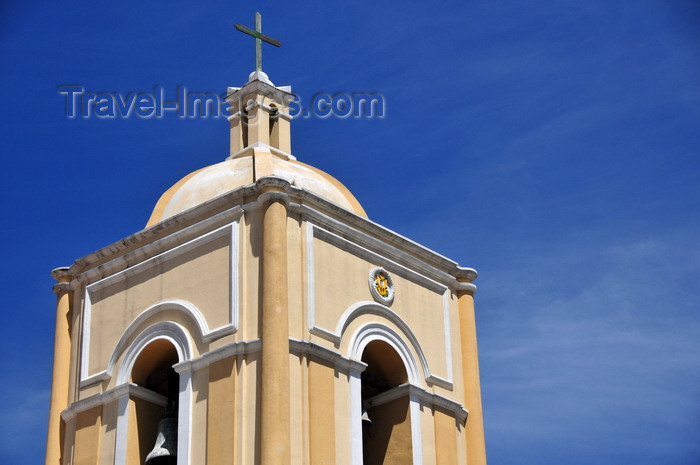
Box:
[45,14,487,465]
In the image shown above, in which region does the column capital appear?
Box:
[51,267,73,295]
[51,266,72,283]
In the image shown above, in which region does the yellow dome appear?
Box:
[146,149,367,227]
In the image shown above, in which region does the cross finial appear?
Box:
[235,12,281,72]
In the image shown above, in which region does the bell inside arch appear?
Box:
[144,366,179,465]
[145,411,177,464]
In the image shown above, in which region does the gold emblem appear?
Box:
[375,273,389,298]
[369,267,394,306]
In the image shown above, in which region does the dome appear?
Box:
[146,150,367,227]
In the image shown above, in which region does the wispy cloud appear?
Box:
[478,229,700,461]
[0,387,50,461]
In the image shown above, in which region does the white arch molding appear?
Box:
[114,321,194,465]
[332,301,452,389]
[347,323,424,465]
[81,298,231,387]
[80,219,240,388]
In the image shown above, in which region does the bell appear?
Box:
[361,409,372,425]
[145,417,178,464]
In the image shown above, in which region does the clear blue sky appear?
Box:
[1,1,699,464]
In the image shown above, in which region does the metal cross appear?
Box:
[235,12,281,72]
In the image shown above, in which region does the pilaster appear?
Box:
[260,194,291,464]
[45,267,73,465]
[456,274,487,465]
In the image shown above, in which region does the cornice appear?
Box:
[363,382,468,425]
[61,383,166,422]
[63,177,477,288]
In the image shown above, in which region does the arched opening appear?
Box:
[268,103,279,146]
[361,340,413,465]
[130,339,180,465]
[241,101,250,147]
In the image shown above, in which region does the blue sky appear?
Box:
[1,1,699,464]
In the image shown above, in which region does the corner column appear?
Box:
[45,267,73,465]
[457,275,487,465]
[260,193,290,465]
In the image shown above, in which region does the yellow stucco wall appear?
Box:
[87,232,231,376]
[57,193,483,465]
[127,397,164,465]
[73,406,101,465]
[365,396,413,465]
[308,356,336,465]
[434,408,458,465]
[207,357,237,462]
[309,231,452,382]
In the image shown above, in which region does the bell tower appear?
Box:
[45,13,487,465]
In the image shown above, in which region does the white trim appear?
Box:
[80,221,240,386]
[349,369,364,465]
[82,300,203,387]
[226,140,297,161]
[293,204,467,286]
[323,302,452,389]
[311,223,447,293]
[116,321,193,385]
[305,223,453,388]
[112,322,194,465]
[348,323,423,465]
[229,221,240,333]
[288,338,366,374]
[443,290,454,385]
[114,395,129,465]
[66,184,475,291]
[74,206,244,287]
[362,383,468,425]
[175,339,261,373]
[61,382,167,422]
[63,382,174,465]
[409,391,424,465]
[455,281,478,293]
[349,323,420,385]
[173,365,193,465]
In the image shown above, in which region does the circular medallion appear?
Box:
[368,267,395,306]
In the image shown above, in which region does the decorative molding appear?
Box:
[114,396,129,465]
[349,371,363,465]
[80,221,240,386]
[51,266,72,282]
[176,368,193,465]
[291,201,475,288]
[410,392,424,465]
[310,298,453,389]
[52,282,72,294]
[305,222,454,388]
[111,321,194,465]
[348,323,425,465]
[72,206,244,284]
[349,322,420,385]
[116,321,193,385]
[288,338,366,374]
[174,339,261,374]
[362,383,468,425]
[256,189,291,207]
[81,300,203,387]
[442,290,454,386]
[455,281,478,294]
[368,267,395,306]
[64,181,475,292]
[61,382,166,422]
[226,140,296,161]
